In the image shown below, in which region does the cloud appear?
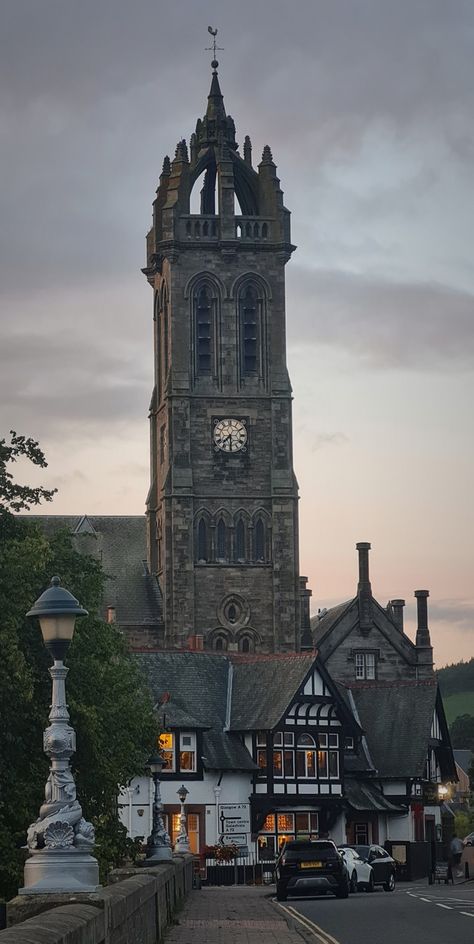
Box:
[428,599,474,633]
[288,268,474,369]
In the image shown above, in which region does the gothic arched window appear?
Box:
[197,518,208,562]
[195,284,213,374]
[239,635,254,653]
[216,518,227,561]
[235,519,245,562]
[214,634,228,651]
[255,518,265,562]
[240,284,259,375]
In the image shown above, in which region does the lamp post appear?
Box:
[174,785,190,853]
[21,577,100,895]
[142,751,172,863]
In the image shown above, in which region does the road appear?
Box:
[276,881,474,944]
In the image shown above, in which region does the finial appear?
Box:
[244,135,252,167]
[161,156,171,176]
[206,26,223,71]
[261,145,273,164]
[174,139,189,163]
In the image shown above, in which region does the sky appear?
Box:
[1,1,473,667]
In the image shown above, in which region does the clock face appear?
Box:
[213,418,247,453]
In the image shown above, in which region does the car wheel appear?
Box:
[350,870,358,894]
[366,873,375,893]
[276,883,287,901]
[335,879,350,899]
[383,872,395,892]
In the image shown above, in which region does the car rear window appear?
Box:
[282,841,339,860]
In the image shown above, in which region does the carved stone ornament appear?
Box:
[43,821,75,849]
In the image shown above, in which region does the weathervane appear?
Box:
[206,26,223,69]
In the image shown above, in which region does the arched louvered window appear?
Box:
[240,284,259,374]
[216,519,227,560]
[195,284,213,374]
[214,634,228,651]
[197,518,208,562]
[235,519,245,561]
[255,518,265,562]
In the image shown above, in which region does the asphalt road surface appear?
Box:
[276,881,474,944]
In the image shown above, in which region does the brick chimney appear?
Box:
[356,542,373,633]
[389,599,405,632]
[414,590,433,677]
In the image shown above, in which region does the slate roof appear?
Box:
[229,653,317,730]
[133,651,258,772]
[26,515,163,626]
[311,600,355,645]
[453,750,473,774]
[346,680,439,778]
[344,779,405,814]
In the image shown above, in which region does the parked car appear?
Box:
[275,839,350,901]
[339,844,396,891]
[463,832,474,846]
[338,846,374,892]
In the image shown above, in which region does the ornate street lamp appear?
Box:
[21,577,100,895]
[142,751,172,863]
[174,785,190,853]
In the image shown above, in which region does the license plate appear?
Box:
[300,861,322,869]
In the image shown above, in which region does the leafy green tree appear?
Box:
[449,714,474,750]
[0,435,156,898]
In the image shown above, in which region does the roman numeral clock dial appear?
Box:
[213,418,247,453]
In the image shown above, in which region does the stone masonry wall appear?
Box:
[2,856,193,944]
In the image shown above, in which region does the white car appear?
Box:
[338,847,375,893]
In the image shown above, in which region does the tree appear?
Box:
[0,435,156,899]
[449,714,474,751]
[0,430,57,513]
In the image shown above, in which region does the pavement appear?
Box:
[165,885,307,944]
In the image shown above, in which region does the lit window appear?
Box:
[261,814,275,832]
[180,732,196,772]
[159,732,175,772]
[278,814,294,832]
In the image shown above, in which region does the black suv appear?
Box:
[275,839,350,901]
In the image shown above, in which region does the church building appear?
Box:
[30,55,456,873]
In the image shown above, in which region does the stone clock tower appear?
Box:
[144,60,301,652]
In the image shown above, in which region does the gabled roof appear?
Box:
[453,750,473,774]
[229,653,316,730]
[345,680,440,778]
[311,600,355,645]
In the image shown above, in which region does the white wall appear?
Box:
[118,770,254,845]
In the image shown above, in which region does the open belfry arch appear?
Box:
[144,52,302,652]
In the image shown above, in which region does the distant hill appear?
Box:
[437,658,474,726]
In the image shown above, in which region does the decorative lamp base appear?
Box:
[174,838,190,854]
[140,845,173,865]
[20,848,101,895]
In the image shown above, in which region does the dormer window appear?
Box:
[180,732,196,772]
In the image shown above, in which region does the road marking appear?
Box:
[436,904,452,909]
[287,905,343,944]
[276,902,342,944]
[460,912,474,918]
[420,897,431,902]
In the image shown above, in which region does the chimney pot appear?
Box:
[390,599,405,632]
